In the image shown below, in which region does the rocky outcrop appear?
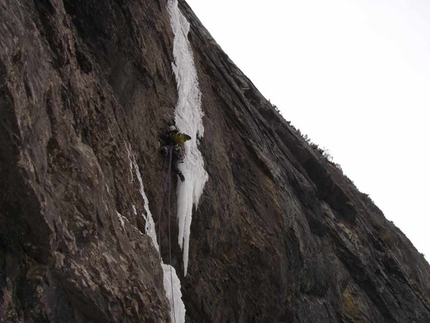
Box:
[0,0,429,322]
[0,0,175,321]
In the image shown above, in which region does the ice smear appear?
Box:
[162,264,186,323]
[168,0,208,276]
[130,151,185,323]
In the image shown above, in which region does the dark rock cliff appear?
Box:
[0,0,429,322]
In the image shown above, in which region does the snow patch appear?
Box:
[168,0,208,276]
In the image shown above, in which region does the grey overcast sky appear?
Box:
[186,0,430,259]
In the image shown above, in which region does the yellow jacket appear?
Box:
[170,131,191,147]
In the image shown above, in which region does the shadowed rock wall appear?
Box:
[0,0,429,322]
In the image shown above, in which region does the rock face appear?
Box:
[0,0,429,322]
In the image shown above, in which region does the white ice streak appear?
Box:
[131,154,158,250]
[168,0,208,276]
[130,150,185,323]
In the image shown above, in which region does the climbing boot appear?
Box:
[178,172,185,182]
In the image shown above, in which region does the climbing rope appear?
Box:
[157,145,177,323]
[157,155,168,244]
[157,146,173,248]
[167,146,177,323]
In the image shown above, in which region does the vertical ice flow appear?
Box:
[168,0,208,276]
[130,153,185,323]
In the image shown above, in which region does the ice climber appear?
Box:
[159,125,191,182]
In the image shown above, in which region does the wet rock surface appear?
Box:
[0,0,429,322]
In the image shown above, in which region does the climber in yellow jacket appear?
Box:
[159,125,191,182]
